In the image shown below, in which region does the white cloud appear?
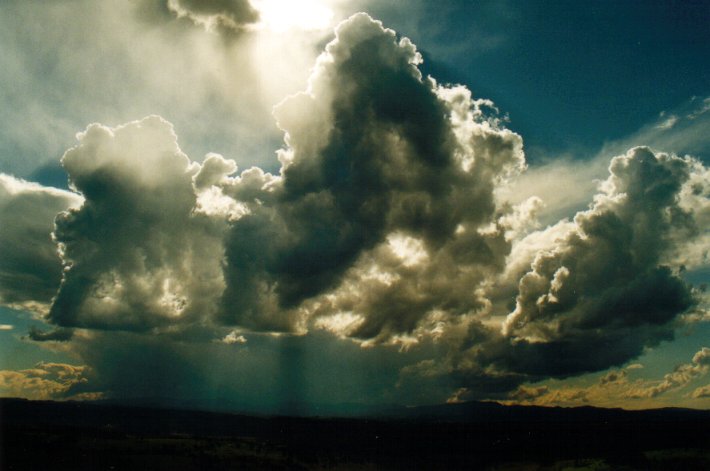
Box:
[220,330,248,344]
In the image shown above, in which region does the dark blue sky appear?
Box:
[361,0,710,162]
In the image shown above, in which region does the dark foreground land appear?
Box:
[1,398,709,470]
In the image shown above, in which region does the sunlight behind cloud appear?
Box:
[253,0,334,32]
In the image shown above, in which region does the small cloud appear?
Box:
[691,384,710,399]
[220,330,247,344]
[625,363,644,370]
[688,96,710,119]
[447,387,472,404]
[599,369,627,386]
[28,327,74,342]
[67,391,105,401]
[0,324,13,331]
[508,385,550,402]
[655,114,678,130]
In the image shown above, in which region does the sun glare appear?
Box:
[253,0,334,32]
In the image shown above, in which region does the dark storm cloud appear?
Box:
[62,329,418,413]
[3,12,709,406]
[218,14,526,335]
[7,13,528,339]
[0,174,81,312]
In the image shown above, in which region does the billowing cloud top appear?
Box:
[2,13,709,405]
[51,116,225,331]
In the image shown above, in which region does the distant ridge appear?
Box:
[2,396,709,423]
[2,398,709,470]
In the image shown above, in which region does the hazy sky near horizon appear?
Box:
[1,0,709,412]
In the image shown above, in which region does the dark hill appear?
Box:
[2,398,709,470]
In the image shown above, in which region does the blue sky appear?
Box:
[366,0,710,162]
[0,0,709,411]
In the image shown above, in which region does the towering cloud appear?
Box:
[218,13,526,336]
[50,117,226,331]
[494,148,702,377]
[399,146,708,400]
[2,13,708,407]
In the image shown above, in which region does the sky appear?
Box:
[0,0,709,413]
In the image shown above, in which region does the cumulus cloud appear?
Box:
[0,174,82,313]
[626,347,710,398]
[691,384,710,399]
[498,147,702,376]
[167,13,524,337]
[505,348,710,407]
[220,330,247,344]
[50,116,227,331]
[0,362,95,400]
[2,13,709,408]
[399,146,708,399]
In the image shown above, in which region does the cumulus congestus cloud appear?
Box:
[50,116,227,331]
[2,13,709,405]
[401,146,708,399]
[217,13,526,334]
[494,148,703,377]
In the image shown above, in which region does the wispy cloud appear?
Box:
[655,114,678,130]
